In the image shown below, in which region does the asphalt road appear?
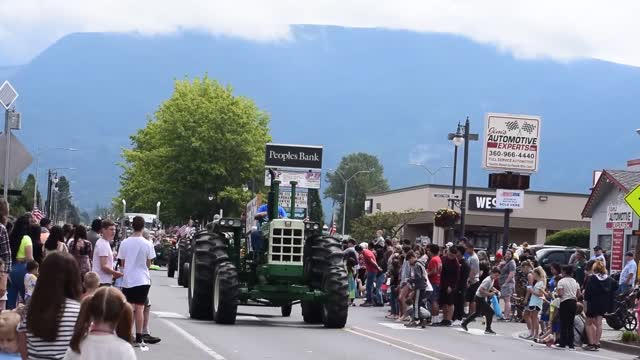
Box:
[139,270,636,360]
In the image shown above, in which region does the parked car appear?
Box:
[536,246,589,275]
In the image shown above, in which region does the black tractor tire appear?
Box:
[177,238,192,287]
[212,261,239,324]
[305,235,344,289]
[321,265,349,328]
[301,301,323,324]
[281,304,292,317]
[188,232,230,320]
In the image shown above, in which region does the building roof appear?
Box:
[581,170,640,218]
[367,183,589,198]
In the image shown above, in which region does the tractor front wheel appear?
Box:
[212,261,239,324]
[301,301,323,324]
[321,265,349,328]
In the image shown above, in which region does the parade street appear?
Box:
[140,270,633,360]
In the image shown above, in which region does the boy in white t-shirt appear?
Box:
[91,220,123,286]
[117,216,156,347]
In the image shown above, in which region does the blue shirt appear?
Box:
[257,204,288,220]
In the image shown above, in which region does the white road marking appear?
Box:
[168,285,184,288]
[344,328,441,360]
[378,322,423,331]
[152,311,188,319]
[160,319,226,360]
[510,332,625,360]
[352,326,465,360]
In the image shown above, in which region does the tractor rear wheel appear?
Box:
[301,301,323,324]
[188,232,230,320]
[321,265,349,328]
[212,261,239,324]
[305,235,344,289]
[281,304,292,317]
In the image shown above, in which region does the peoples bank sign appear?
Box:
[265,143,323,170]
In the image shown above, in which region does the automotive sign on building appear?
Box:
[495,189,524,209]
[265,143,323,170]
[606,203,633,229]
[482,113,541,173]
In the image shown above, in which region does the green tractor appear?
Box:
[187,172,349,328]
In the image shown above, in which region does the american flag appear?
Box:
[32,206,45,222]
[329,223,337,235]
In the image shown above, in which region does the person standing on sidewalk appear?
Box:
[461,268,501,335]
[117,216,156,347]
[92,220,123,287]
[555,265,581,350]
[405,250,433,328]
[427,244,442,323]
[618,252,637,294]
[356,243,382,307]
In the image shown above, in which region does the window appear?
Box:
[545,251,567,265]
[626,235,638,254]
[598,235,612,251]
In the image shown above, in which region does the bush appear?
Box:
[621,331,639,343]
[545,228,590,248]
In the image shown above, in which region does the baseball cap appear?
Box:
[626,251,634,257]
[593,245,603,251]
[445,242,454,248]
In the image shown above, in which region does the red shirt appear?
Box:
[427,255,442,286]
[362,249,379,273]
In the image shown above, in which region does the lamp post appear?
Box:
[156,201,161,226]
[450,117,478,238]
[121,199,126,239]
[330,168,373,235]
[33,148,77,209]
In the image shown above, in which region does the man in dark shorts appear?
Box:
[117,216,156,347]
[435,246,459,326]
[465,243,481,316]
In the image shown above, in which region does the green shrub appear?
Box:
[621,331,639,343]
[545,228,590,248]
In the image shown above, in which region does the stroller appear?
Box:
[605,286,638,331]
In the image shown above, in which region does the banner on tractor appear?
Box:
[265,143,323,170]
[264,169,321,189]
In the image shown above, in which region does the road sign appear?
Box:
[0,81,18,110]
[495,189,524,209]
[433,193,461,200]
[624,185,640,217]
[0,133,32,183]
[482,113,541,173]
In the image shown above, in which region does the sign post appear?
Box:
[0,81,20,200]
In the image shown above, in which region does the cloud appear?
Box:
[408,144,453,167]
[0,0,639,66]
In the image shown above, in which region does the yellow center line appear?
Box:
[351,326,465,360]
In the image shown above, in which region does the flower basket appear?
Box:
[434,208,460,228]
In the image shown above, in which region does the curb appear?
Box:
[601,340,640,356]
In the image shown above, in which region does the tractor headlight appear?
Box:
[305,223,311,230]
[227,219,234,226]
[220,219,226,225]
[313,223,320,230]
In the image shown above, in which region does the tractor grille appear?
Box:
[269,220,304,265]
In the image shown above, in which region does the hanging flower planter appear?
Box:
[434,208,460,228]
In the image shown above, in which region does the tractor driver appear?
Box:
[255,204,288,222]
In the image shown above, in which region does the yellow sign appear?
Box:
[624,185,640,216]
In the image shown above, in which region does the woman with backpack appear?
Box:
[583,260,618,351]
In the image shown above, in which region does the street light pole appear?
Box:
[331,168,373,235]
[460,117,471,237]
[33,148,77,209]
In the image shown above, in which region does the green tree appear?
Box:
[324,153,389,234]
[545,228,590,248]
[119,76,271,224]
[350,210,420,242]
[307,189,324,224]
